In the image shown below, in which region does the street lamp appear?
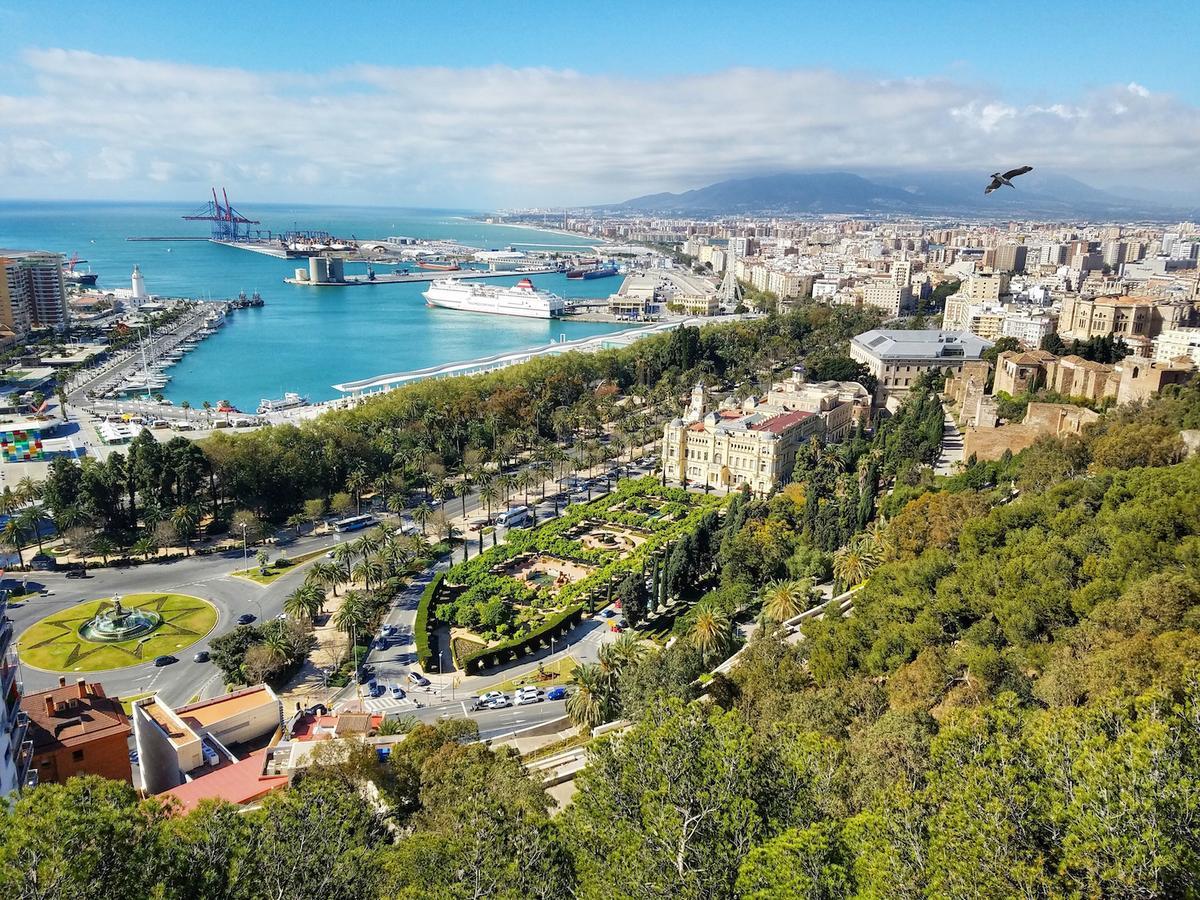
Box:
[239,523,248,563]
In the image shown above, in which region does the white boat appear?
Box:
[257,392,311,415]
[422,277,565,319]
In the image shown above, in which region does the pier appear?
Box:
[328,315,753,397]
[284,265,562,287]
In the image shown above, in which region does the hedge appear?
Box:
[460,604,586,675]
[414,572,443,670]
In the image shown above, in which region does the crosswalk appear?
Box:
[361,695,418,715]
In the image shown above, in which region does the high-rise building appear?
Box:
[0,250,69,336]
[0,595,35,797]
[994,244,1028,274]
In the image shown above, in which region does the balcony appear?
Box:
[16,739,35,789]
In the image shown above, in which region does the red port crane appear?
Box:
[182,188,260,241]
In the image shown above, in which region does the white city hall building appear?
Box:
[661,371,872,495]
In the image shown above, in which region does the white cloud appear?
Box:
[1,49,1198,204]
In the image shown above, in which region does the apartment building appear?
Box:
[133,684,283,794]
[21,677,132,785]
[1153,327,1200,366]
[0,249,69,336]
[862,278,913,316]
[0,596,34,796]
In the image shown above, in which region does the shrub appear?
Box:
[414,572,442,670]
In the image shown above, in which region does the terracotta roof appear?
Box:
[162,748,288,813]
[21,679,130,752]
[750,410,813,434]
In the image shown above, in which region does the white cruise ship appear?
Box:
[422,278,565,319]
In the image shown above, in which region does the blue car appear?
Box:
[546,686,568,701]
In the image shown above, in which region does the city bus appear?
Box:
[332,514,378,533]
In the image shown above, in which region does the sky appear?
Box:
[1,0,1198,208]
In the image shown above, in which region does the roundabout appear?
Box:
[16,593,219,673]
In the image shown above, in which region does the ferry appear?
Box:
[257,392,311,415]
[422,278,565,319]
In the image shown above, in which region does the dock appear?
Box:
[283,267,562,286]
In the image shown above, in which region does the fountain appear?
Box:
[78,596,162,643]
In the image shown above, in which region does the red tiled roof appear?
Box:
[162,749,288,813]
[750,409,813,434]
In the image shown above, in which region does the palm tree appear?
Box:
[332,542,357,581]
[1,516,26,567]
[90,535,116,566]
[356,527,385,559]
[17,506,44,552]
[171,504,199,556]
[180,400,191,421]
[499,472,518,506]
[430,479,450,511]
[865,517,893,561]
[284,583,323,622]
[566,662,613,730]
[131,535,158,560]
[260,628,293,669]
[607,629,648,671]
[454,478,471,518]
[833,536,880,589]
[380,540,414,578]
[761,578,812,623]
[412,503,432,536]
[15,477,42,505]
[309,561,343,597]
[346,468,369,516]
[352,556,384,591]
[690,605,731,660]
[334,590,369,635]
[476,476,500,523]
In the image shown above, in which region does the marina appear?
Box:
[3,201,635,410]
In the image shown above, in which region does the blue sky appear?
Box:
[2,0,1198,205]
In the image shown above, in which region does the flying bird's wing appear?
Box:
[984,176,1003,194]
[1002,165,1033,180]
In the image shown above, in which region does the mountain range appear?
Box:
[602,171,1196,220]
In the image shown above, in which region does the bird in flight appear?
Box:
[985,166,1033,194]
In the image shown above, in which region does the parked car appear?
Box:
[368,682,386,698]
[485,694,513,709]
[546,686,568,701]
[236,613,256,625]
[516,687,544,706]
[192,650,210,663]
[407,672,431,687]
[153,655,177,667]
[478,690,504,704]
[65,569,88,579]
[390,684,406,700]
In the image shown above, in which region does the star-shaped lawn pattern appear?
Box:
[20,594,214,667]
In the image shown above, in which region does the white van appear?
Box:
[497,506,531,528]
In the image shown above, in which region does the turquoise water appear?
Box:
[0,201,625,409]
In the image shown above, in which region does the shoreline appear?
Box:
[460,217,611,245]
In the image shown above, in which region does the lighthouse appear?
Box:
[130,264,147,304]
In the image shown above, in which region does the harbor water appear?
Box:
[0,201,628,410]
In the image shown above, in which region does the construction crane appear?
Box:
[182,188,261,242]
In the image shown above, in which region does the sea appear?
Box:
[0,201,629,410]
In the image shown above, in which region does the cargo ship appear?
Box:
[62,253,98,286]
[422,277,565,319]
[566,262,619,280]
[416,259,462,271]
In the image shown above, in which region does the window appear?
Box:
[72,749,84,762]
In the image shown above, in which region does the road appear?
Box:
[9,528,349,706]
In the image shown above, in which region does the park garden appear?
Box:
[422,477,725,673]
